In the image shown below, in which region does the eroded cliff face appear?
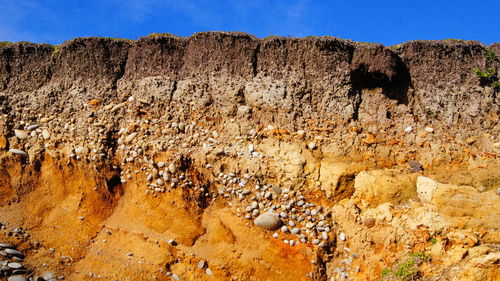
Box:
[0,33,498,281]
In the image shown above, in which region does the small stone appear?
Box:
[312,239,320,245]
[308,142,316,150]
[363,218,376,228]
[172,274,180,281]
[197,260,206,269]
[5,248,24,258]
[42,129,51,140]
[168,163,177,174]
[78,216,84,220]
[252,209,259,217]
[8,276,28,281]
[7,262,23,269]
[404,126,413,133]
[14,130,28,140]
[425,127,434,133]
[205,268,212,276]
[44,272,55,280]
[272,185,282,194]
[125,132,138,144]
[9,149,27,156]
[291,228,300,234]
[321,232,329,240]
[26,124,39,131]
[0,243,15,248]
[339,232,346,241]
[408,160,423,173]
[254,212,281,230]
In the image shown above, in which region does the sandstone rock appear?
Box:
[353,170,417,206]
[416,176,438,203]
[0,135,7,149]
[417,177,500,230]
[319,160,361,199]
[254,212,281,230]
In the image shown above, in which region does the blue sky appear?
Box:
[0,0,498,46]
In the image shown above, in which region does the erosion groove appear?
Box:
[0,32,498,281]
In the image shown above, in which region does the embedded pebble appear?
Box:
[8,276,28,281]
[26,125,39,131]
[254,212,281,230]
[125,132,138,143]
[0,243,15,248]
[339,232,346,241]
[168,163,177,174]
[5,248,25,258]
[308,142,316,150]
[7,262,23,269]
[9,149,27,156]
[14,130,28,140]
[44,272,54,280]
[42,130,50,140]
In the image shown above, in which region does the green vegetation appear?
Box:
[429,237,438,245]
[388,44,402,50]
[0,41,13,48]
[473,48,499,90]
[486,48,498,64]
[381,253,431,281]
[50,45,60,58]
[146,33,176,38]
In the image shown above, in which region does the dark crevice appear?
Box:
[350,62,411,105]
[106,174,122,194]
[251,43,260,77]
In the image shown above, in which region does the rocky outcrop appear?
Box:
[1,33,498,133]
